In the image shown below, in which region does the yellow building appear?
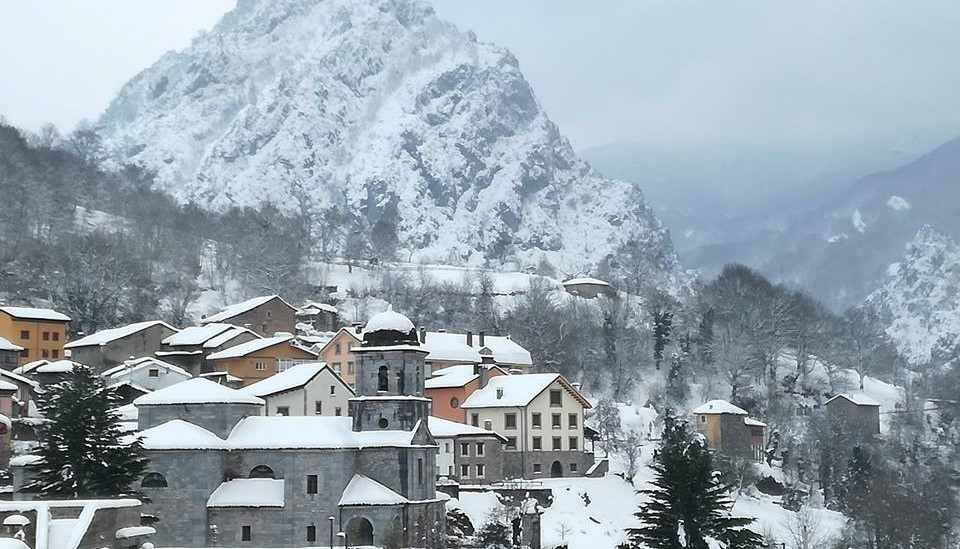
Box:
[316,327,363,386]
[0,306,70,365]
[692,399,766,462]
[206,334,318,386]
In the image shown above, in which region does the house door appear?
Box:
[550,461,563,478]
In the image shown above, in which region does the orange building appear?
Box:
[316,326,363,386]
[0,306,70,365]
[425,363,506,422]
[206,334,318,386]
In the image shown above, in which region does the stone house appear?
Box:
[202,295,296,338]
[430,416,506,484]
[238,362,353,417]
[120,308,445,548]
[825,393,881,439]
[561,277,616,299]
[425,361,506,422]
[461,373,594,479]
[157,323,261,377]
[692,400,766,462]
[0,307,70,366]
[0,499,153,549]
[0,338,23,372]
[206,335,318,386]
[64,321,178,373]
[296,302,340,333]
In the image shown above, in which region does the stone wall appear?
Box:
[502,449,595,479]
[137,402,264,438]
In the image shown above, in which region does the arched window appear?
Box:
[249,465,276,479]
[141,472,168,488]
[378,365,389,392]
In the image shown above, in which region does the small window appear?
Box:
[52,332,59,341]
[533,437,542,450]
[148,369,160,378]
[461,464,470,477]
[332,362,342,373]
[471,414,480,427]
[335,407,342,416]
[330,385,336,395]
[276,406,290,416]
[505,413,517,430]
[307,525,317,542]
[460,442,470,456]
[255,362,267,371]
[141,472,168,488]
[533,463,542,474]
[42,332,49,341]
[249,465,275,479]
[532,413,542,429]
[378,365,389,392]
[19,330,28,340]
[569,413,578,429]
[550,389,562,407]
[569,436,578,450]
[506,437,517,450]
[418,458,424,484]
[476,464,485,478]
[19,350,27,358]
[41,349,49,358]
[307,475,318,494]
[261,323,267,333]
[450,397,460,408]
[448,465,454,475]
[335,342,342,355]
[700,415,706,423]
[445,442,452,453]
[51,349,59,359]
[552,413,562,429]
[476,442,485,456]
[242,525,251,542]
[315,401,322,415]
[552,437,562,451]
[347,362,355,374]
[570,463,579,473]
[265,310,272,319]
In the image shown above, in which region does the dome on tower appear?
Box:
[363,306,419,347]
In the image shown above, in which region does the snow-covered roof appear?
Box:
[461,373,590,409]
[744,417,766,427]
[9,455,43,467]
[692,400,748,415]
[297,302,338,315]
[0,368,38,388]
[115,403,138,422]
[227,416,424,450]
[338,474,408,506]
[425,364,478,389]
[206,335,307,360]
[422,332,482,363]
[826,393,881,407]
[64,320,177,349]
[139,419,226,450]
[476,336,532,366]
[115,525,156,539]
[0,380,17,392]
[239,362,347,398]
[0,336,23,352]
[0,306,70,322]
[202,295,292,324]
[13,359,49,375]
[364,307,415,334]
[428,416,507,441]
[102,357,192,379]
[0,539,30,549]
[207,478,284,508]
[163,323,229,345]
[133,378,264,406]
[34,360,78,374]
[562,277,611,287]
[200,371,244,383]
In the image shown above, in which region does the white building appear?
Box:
[101,356,193,392]
[238,362,353,417]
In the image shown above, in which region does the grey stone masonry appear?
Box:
[503,449,595,479]
[138,402,263,438]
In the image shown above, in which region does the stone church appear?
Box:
[131,308,446,547]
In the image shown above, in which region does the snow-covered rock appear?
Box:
[95,0,688,294]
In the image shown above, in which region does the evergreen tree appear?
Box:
[653,308,673,370]
[25,364,148,498]
[666,333,691,405]
[474,514,511,549]
[629,415,762,549]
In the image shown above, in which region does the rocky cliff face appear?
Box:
[865,226,960,365]
[96,0,689,295]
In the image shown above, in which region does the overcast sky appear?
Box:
[1,0,958,152]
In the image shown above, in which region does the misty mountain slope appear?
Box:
[865,226,960,365]
[96,0,689,295]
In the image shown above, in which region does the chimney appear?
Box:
[352,322,362,335]
[496,388,504,400]
[467,331,473,347]
[479,331,485,347]
[572,382,582,393]
[419,326,426,342]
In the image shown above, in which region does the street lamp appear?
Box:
[336,531,348,548]
[328,516,335,549]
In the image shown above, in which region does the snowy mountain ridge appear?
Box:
[865,225,960,365]
[96,0,689,295]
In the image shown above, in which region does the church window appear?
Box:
[307,475,318,494]
[141,472,167,488]
[249,465,275,479]
[378,417,389,429]
[378,366,389,392]
[242,525,251,541]
[307,525,317,542]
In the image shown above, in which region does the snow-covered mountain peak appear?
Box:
[96,0,689,295]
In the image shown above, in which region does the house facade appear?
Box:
[316,327,363,387]
[430,416,506,484]
[206,335,318,386]
[692,400,766,462]
[296,302,340,333]
[64,321,178,373]
[0,307,70,366]
[102,357,193,393]
[461,374,594,479]
[238,362,353,417]
[0,337,23,371]
[425,362,506,422]
[825,393,881,439]
[118,308,445,548]
[202,295,296,338]
[561,277,616,299]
